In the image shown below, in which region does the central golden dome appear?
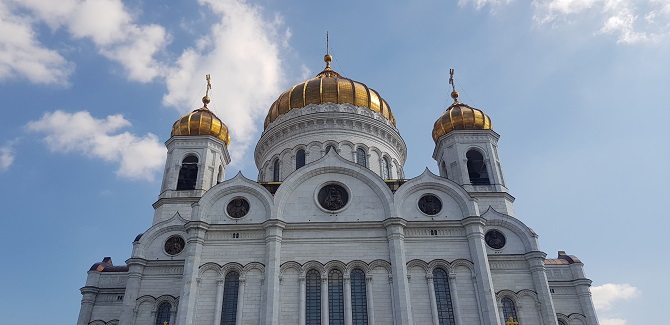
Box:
[264,55,395,129]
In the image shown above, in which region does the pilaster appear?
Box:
[262,219,286,325]
[524,251,558,325]
[119,258,147,325]
[382,218,413,325]
[175,221,209,325]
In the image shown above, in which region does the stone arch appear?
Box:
[568,313,587,324]
[242,262,265,276]
[198,262,222,277]
[135,295,156,306]
[368,259,392,274]
[427,259,453,275]
[495,289,519,303]
[155,295,179,308]
[197,172,274,223]
[301,260,325,275]
[324,260,347,273]
[556,313,570,324]
[280,261,302,274]
[450,259,475,274]
[344,260,369,274]
[406,259,429,273]
[221,262,244,278]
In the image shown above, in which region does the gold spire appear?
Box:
[203,74,212,108]
[449,68,459,103]
[324,32,333,69]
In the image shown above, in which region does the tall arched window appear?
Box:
[306,269,321,325]
[350,269,368,325]
[221,271,240,325]
[217,165,224,184]
[296,149,306,169]
[356,148,367,167]
[155,302,171,325]
[272,159,280,182]
[328,270,345,324]
[177,155,198,190]
[432,268,455,325]
[382,157,391,179]
[441,161,448,178]
[501,297,518,324]
[466,150,490,185]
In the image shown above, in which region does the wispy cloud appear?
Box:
[0,2,73,85]
[163,0,288,165]
[26,110,166,180]
[0,144,15,171]
[592,283,640,325]
[458,0,513,10]
[4,0,170,83]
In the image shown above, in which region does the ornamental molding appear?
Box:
[256,103,406,165]
[489,260,529,270]
[404,228,466,237]
[205,231,264,240]
[144,266,185,275]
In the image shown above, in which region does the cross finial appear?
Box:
[449,68,459,103]
[202,74,212,108]
[505,316,519,325]
[324,32,333,69]
[326,31,330,55]
[163,321,168,325]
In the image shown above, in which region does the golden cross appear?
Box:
[205,74,212,97]
[326,31,329,55]
[449,68,455,92]
[505,316,519,325]
[163,321,168,325]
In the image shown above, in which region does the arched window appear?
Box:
[306,269,321,325]
[326,145,335,154]
[328,270,345,324]
[176,155,198,190]
[501,297,518,324]
[272,159,280,182]
[217,165,224,184]
[296,149,306,169]
[432,268,455,325]
[356,148,367,167]
[382,157,391,180]
[350,269,368,325]
[155,302,171,325]
[441,161,448,178]
[221,271,240,325]
[466,150,490,185]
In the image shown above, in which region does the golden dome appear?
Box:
[171,98,231,145]
[264,55,395,129]
[432,101,492,142]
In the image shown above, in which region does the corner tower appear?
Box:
[432,70,514,216]
[156,75,231,221]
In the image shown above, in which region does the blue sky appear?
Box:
[1,0,668,324]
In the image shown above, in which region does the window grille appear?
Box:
[328,270,345,324]
[433,268,455,325]
[350,269,368,325]
[306,270,321,325]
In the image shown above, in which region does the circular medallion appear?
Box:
[317,184,349,211]
[164,236,185,255]
[226,198,250,219]
[485,229,506,249]
[418,194,442,215]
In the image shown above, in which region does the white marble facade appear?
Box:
[78,77,599,325]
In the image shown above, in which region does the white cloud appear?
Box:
[0,145,15,171]
[0,2,73,84]
[459,0,513,10]
[26,110,166,180]
[163,0,287,165]
[533,0,670,43]
[600,319,627,325]
[591,283,640,310]
[5,0,169,83]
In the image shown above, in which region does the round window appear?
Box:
[227,198,250,219]
[485,229,506,249]
[164,236,185,256]
[317,183,349,211]
[418,194,442,215]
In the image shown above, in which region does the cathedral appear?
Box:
[77,53,599,325]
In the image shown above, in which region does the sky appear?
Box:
[0,0,668,324]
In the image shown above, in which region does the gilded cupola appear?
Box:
[264,54,396,129]
[432,69,492,142]
[171,74,231,145]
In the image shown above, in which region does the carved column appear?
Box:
[262,220,286,325]
[462,216,501,325]
[426,275,439,325]
[299,275,306,325]
[119,258,147,325]
[383,218,413,325]
[525,251,558,325]
[449,273,463,325]
[175,221,208,325]
[365,275,376,324]
[344,275,352,325]
[321,276,329,325]
[236,277,246,325]
[77,286,99,325]
[213,279,224,325]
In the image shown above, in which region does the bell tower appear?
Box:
[432,70,514,216]
[156,75,231,221]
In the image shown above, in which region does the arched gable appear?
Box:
[482,207,539,252]
[196,172,274,224]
